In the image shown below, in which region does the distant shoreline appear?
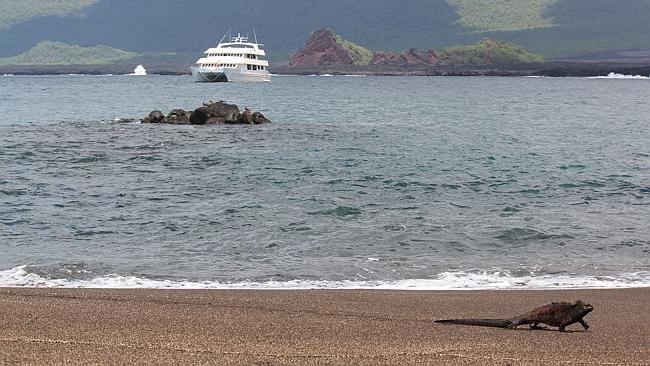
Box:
[2,60,650,77]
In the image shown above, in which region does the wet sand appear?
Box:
[1,288,648,365]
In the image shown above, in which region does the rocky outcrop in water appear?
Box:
[141,101,270,125]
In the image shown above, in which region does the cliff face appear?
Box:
[289,29,356,67]
[370,48,439,66]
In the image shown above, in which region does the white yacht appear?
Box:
[191,32,270,82]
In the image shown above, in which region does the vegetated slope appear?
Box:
[0,0,649,62]
[0,0,97,29]
[447,0,558,31]
[439,38,544,65]
[0,41,136,65]
[333,34,374,65]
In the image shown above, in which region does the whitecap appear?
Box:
[1,265,648,290]
[588,72,649,79]
[130,64,147,76]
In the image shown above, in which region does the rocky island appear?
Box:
[141,101,270,125]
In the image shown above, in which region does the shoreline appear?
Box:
[2,60,650,77]
[3,264,648,290]
[2,287,648,365]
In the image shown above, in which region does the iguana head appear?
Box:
[574,300,593,314]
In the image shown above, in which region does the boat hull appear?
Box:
[191,67,270,83]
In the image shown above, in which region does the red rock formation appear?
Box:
[370,48,439,66]
[289,29,355,67]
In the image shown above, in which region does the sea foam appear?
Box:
[1,265,648,290]
[588,72,649,79]
[130,64,147,76]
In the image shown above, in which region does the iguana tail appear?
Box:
[434,318,513,328]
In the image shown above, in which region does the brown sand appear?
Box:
[0,287,648,365]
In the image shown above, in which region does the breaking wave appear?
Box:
[588,72,649,79]
[1,265,648,290]
[130,64,147,76]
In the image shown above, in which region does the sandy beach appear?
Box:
[1,288,648,365]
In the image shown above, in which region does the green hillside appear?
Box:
[0,0,97,29]
[447,0,558,31]
[0,41,137,65]
[334,34,373,66]
[440,38,544,65]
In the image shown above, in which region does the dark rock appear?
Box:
[237,110,254,124]
[166,109,189,124]
[189,106,209,125]
[167,109,187,118]
[144,100,270,126]
[142,110,165,123]
[205,101,240,123]
[252,112,270,124]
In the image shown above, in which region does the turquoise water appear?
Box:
[0,74,648,288]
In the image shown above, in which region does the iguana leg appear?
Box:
[559,325,566,332]
[530,322,543,330]
[579,319,589,330]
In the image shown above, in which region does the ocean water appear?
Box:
[1,74,649,289]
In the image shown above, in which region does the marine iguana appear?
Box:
[434,301,593,332]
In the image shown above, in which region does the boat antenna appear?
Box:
[218,28,231,45]
[253,28,258,44]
